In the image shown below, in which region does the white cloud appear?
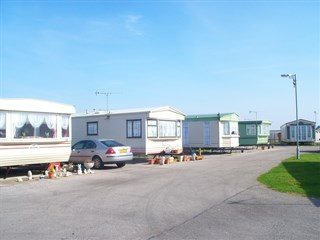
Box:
[125,15,143,36]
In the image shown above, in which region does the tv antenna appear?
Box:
[95,91,114,112]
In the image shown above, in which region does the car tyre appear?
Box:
[93,157,103,169]
[116,162,126,168]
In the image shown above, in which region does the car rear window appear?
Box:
[100,140,124,147]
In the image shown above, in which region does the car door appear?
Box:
[83,140,98,160]
[69,140,93,163]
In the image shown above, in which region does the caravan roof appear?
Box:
[73,106,185,118]
[0,98,75,114]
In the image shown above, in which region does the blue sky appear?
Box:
[1,0,319,129]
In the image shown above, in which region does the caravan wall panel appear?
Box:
[145,139,183,155]
[0,142,71,167]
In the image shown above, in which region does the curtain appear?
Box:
[45,114,57,129]
[61,115,69,130]
[223,122,230,135]
[159,121,175,137]
[28,113,44,128]
[0,112,5,130]
[127,121,133,137]
[12,112,28,128]
[133,120,141,137]
[45,114,57,138]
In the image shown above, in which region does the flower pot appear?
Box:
[148,159,155,165]
[160,156,165,165]
[84,162,94,170]
[183,156,190,162]
[48,172,55,179]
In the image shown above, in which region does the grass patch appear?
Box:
[258,153,320,197]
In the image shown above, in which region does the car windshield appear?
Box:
[100,140,124,147]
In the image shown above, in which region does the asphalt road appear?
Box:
[0,146,319,240]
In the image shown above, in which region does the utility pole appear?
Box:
[281,74,300,159]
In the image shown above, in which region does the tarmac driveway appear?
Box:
[0,146,319,240]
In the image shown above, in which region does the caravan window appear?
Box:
[223,121,238,135]
[159,120,175,137]
[0,112,6,138]
[261,125,270,135]
[223,122,229,135]
[287,126,290,139]
[176,121,181,137]
[87,122,98,135]
[147,120,158,138]
[291,126,295,139]
[246,124,256,135]
[159,120,179,138]
[127,119,142,138]
[230,122,238,135]
[148,120,181,138]
[12,112,58,139]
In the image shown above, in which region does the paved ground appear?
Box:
[0,146,319,240]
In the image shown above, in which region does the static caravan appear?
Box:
[72,106,185,155]
[316,126,320,143]
[0,98,75,167]
[239,120,272,146]
[280,119,316,144]
[183,113,240,148]
[269,130,281,144]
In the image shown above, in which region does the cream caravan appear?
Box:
[0,99,75,167]
[72,106,185,155]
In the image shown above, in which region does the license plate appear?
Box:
[119,149,128,153]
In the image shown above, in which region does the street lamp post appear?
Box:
[281,74,300,159]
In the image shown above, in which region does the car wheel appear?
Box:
[93,157,103,169]
[116,162,126,168]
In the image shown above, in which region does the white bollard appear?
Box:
[27,170,32,180]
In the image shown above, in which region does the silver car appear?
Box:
[69,139,133,169]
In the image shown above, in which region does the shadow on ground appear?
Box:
[0,158,148,179]
[131,157,148,164]
[0,165,46,179]
[300,149,320,154]
[283,161,320,207]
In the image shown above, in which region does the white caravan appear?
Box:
[0,98,75,167]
